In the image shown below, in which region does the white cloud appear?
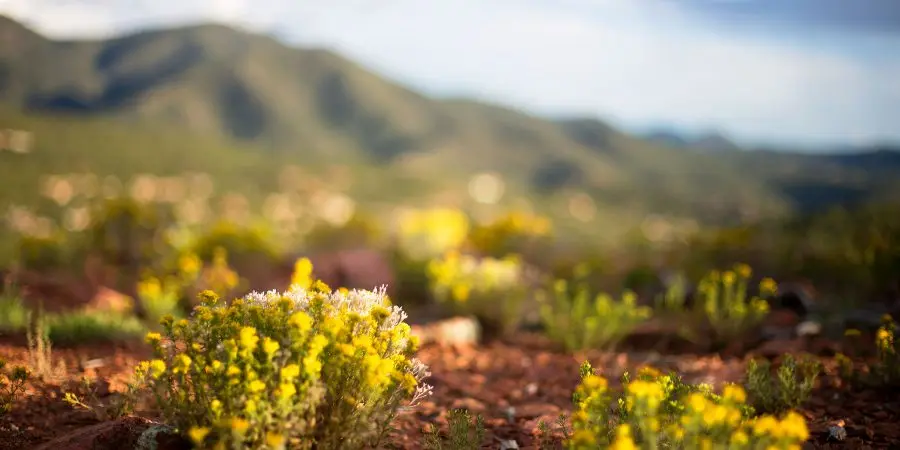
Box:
[0,0,898,145]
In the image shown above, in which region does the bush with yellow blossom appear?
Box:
[836,314,900,389]
[132,267,431,450]
[538,274,652,351]
[566,361,810,450]
[468,210,553,259]
[660,264,773,349]
[426,250,528,336]
[395,208,470,262]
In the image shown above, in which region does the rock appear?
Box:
[796,320,823,337]
[412,316,481,347]
[82,286,134,315]
[32,417,189,450]
[498,439,519,449]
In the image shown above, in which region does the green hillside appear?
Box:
[1,14,898,232]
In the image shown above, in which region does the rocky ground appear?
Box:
[2,324,899,450]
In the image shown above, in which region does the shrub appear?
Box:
[47,310,147,345]
[132,282,431,450]
[663,264,773,349]
[137,275,185,325]
[538,276,651,351]
[744,355,821,414]
[837,315,900,388]
[190,220,278,264]
[423,409,486,450]
[426,251,528,336]
[395,208,469,262]
[567,361,809,449]
[0,288,28,334]
[0,358,29,415]
[468,210,553,259]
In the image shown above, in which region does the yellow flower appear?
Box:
[570,429,595,446]
[239,326,259,351]
[731,430,749,445]
[188,426,210,445]
[280,364,300,382]
[722,271,736,285]
[759,278,778,295]
[262,337,280,356]
[723,384,747,404]
[278,382,297,399]
[230,418,249,435]
[779,411,809,441]
[144,332,162,345]
[244,399,257,414]
[148,359,166,379]
[877,328,891,344]
[582,374,608,392]
[610,424,637,450]
[735,263,752,279]
[288,311,312,334]
[266,432,286,450]
[753,416,779,435]
[291,257,314,290]
[248,380,266,393]
[173,354,191,374]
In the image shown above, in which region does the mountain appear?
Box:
[1,15,898,235]
[643,128,742,153]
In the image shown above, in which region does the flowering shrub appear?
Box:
[744,355,821,414]
[660,264,773,349]
[133,281,431,449]
[567,361,809,449]
[395,208,469,262]
[837,315,900,388]
[137,275,185,325]
[426,250,527,336]
[468,210,552,258]
[539,276,651,351]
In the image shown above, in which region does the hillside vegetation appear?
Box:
[1,14,899,230]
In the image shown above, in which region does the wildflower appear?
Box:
[288,311,312,334]
[230,418,249,435]
[722,271,736,285]
[266,432,286,449]
[731,430,749,445]
[759,278,778,295]
[280,364,300,382]
[735,263,752,279]
[248,380,266,394]
[173,354,191,374]
[148,359,166,379]
[722,384,747,403]
[239,326,259,351]
[188,426,210,445]
[262,337,280,357]
[144,332,162,346]
[780,411,810,441]
[610,424,637,450]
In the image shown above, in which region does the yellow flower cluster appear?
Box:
[540,279,652,351]
[395,207,470,261]
[132,259,431,450]
[568,362,809,450]
[469,210,553,256]
[695,264,772,345]
[426,250,527,334]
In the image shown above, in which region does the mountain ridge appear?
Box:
[1,15,898,229]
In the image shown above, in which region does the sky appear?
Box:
[0,0,899,148]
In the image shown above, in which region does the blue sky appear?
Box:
[1,0,899,148]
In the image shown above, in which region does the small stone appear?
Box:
[524,382,538,396]
[796,320,822,337]
[498,439,519,449]
[828,425,847,442]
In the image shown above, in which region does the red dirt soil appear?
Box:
[2,333,898,450]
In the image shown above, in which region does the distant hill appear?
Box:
[1,15,898,234]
